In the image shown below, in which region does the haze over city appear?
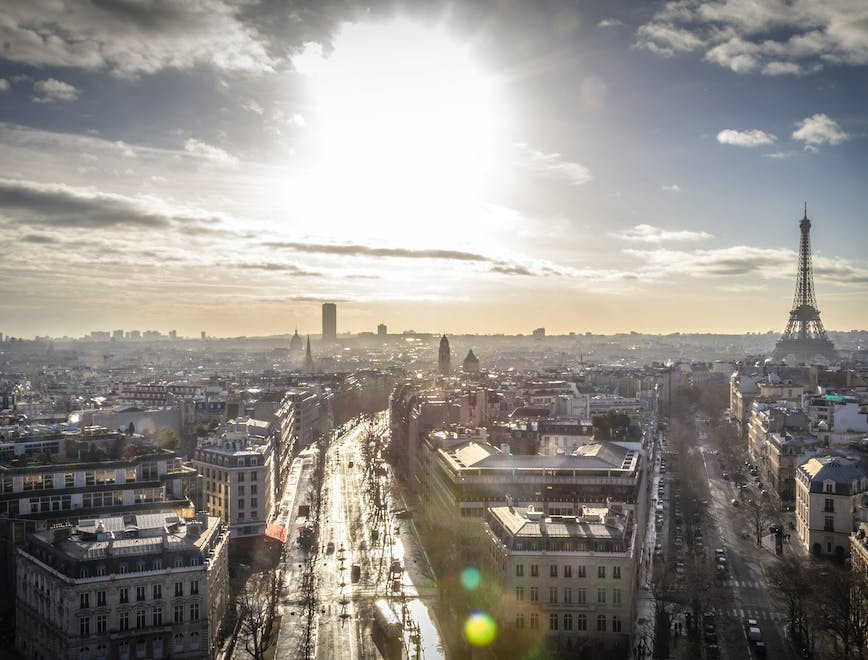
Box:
[1,1,867,338]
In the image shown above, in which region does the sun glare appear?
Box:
[293,19,501,242]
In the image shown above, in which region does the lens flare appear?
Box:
[464,611,497,647]
[460,567,481,591]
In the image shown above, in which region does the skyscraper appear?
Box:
[438,335,451,375]
[322,303,336,342]
[773,207,837,364]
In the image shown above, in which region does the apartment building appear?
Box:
[796,455,868,558]
[16,511,229,660]
[191,420,274,539]
[484,503,636,657]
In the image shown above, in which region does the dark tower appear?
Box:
[304,335,315,372]
[322,303,336,342]
[773,206,837,364]
[438,335,451,375]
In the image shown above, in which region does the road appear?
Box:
[275,414,444,660]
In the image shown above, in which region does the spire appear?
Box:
[304,335,315,372]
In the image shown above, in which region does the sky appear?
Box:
[0,0,866,338]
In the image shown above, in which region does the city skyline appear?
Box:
[1,1,867,338]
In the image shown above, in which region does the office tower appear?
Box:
[322,303,337,342]
[773,206,837,363]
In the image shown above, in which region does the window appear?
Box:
[238,472,245,482]
[174,605,184,623]
[597,615,606,632]
[598,566,606,579]
[549,613,558,631]
[530,613,539,630]
[515,613,525,628]
[80,593,90,609]
[530,564,539,577]
[238,485,245,495]
[251,471,257,481]
[564,587,572,604]
[136,586,145,601]
[530,587,538,602]
[251,498,258,509]
[250,484,257,495]
[190,580,199,595]
[824,498,834,512]
[515,587,524,601]
[577,588,587,605]
[136,639,146,658]
[597,588,606,604]
[190,603,199,622]
[80,617,90,637]
[175,582,183,597]
[153,585,162,600]
[564,565,572,578]
[190,632,200,649]
[152,607,162,626]
[153,559,162,570]
[79,647,90,660]
[612,566,621,579]
[97,591,106,607]
[120,588,129,604]
[612,615,622,632]
[97,615,107,634]
[550,564,558,578]
[564,613,573,631]
[238,499,245,510]
[548,587,557,603]
[153,638,163,659]
[577,613,587,631]
[824,482,834,494]
[825,516,835,532]
[119,612,129,631]
[578,565,586,578]
[613,588,621,605]
[516,564,524,577]
[173,635,184,653]
[136,609,146,629]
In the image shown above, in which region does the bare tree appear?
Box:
[769,556,818,656]
[743,493,775,546]
[816,564,867,660]
[238,570,283,660]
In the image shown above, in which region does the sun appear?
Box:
[292,18,502,242]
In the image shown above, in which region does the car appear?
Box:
[675,562,685,576]
[744,618,759,630]
[722,472,729,480]
[748,626,763,643]
[731,498,739,506]
[715,548,725,557]
[754,640,767,656]
[326,541,335,554]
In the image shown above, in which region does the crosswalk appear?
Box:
[729,579,764,589]
[713,606,788,624]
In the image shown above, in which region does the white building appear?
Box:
[16,511,229,660]
[191,419,275,539]
[484,503,636,657]
[795,455,868,558]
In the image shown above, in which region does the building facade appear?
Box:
[321,303,336,342]
[795,455,868,558]
[16,511,229,660]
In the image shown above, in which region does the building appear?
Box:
[190,420,275,539]
[484,503,636,657]
[15,511,229,660]
[747,402,821,502]
[377,324,387,337]
[803,392,868,445]
[463,350,480,374]
[538,418,595,456]
[322,303,337,342]
[795,454,868,558]
[289,329,303,355]
[438,336,451,375]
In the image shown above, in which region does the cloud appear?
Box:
[0,79,9,91]
[489,264,535,276]
[635,2,868,74]
[626,245,868,285]
[33,78,79,102]
[232,262,320,276]
[611,224,712,243]
[0,1,274,77]
[241,99,263,115]
[597,19,624,28]
[661,184,681,192]
[515,143,592,185]
[265,241,492,262]
[0,178,171,229]
[716,128,777,147]
[183,138,239,168]
[19,233,59,244]
[792,113,850,149]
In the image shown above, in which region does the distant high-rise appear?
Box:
[322,303,337,342]
[377,323,387,337]
[773,207,837,364]
[438,335,451,375]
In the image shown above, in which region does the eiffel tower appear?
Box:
[773,206,837,364]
